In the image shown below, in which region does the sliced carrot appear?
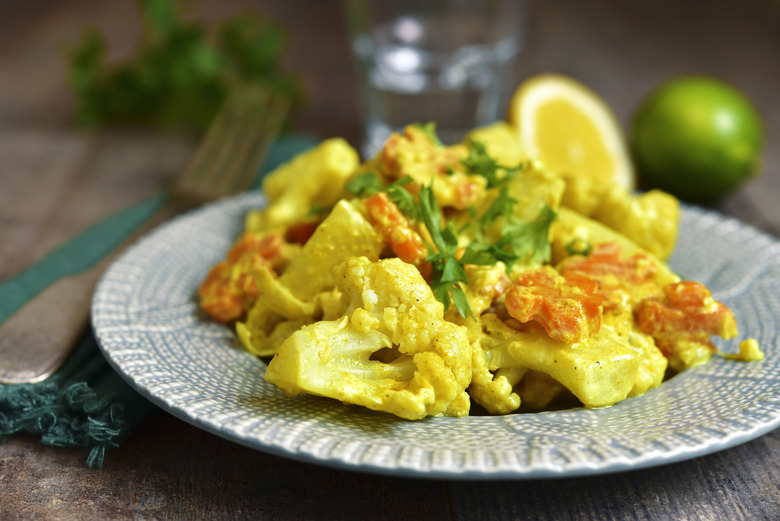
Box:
[365,192,431,278]
[559,242,660,311]
[505,267,603,344]
[198,232,284,322]
[635,280,738,357]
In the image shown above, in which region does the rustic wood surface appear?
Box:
[1,0,779,519]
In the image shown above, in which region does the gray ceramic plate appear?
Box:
[92,192,780,479]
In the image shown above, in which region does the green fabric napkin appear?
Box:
[0,135,316,468]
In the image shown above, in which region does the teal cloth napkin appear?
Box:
[0,135,316,468]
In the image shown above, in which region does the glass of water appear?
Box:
[346,0,526,158]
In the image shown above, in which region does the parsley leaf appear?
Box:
[347,172,421,220]
[479,187,519,229]
[359,170,555,319]
[566,237,592,256]
[456,185,554,268]
[306,204,334,217]
[418,184,448,252]
[461,140,524,188]
[495,205,557,266]
[412,122,444,147]
[345,172,384,197]
[65,0,301,133]
[417,184,474,319]
[458,246,503,266]
[385,176,419,220]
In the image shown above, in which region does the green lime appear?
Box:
[629,75,764,203]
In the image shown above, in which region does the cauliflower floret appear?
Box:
[265,257,472,420]
[591,186,680,260]
[624,328,667,397]
[515,370,571,410]
[480,314,642,409]
[465,318,525,415]
[238,200,384,356]
[464,122,525,167]
[246,138,360,232]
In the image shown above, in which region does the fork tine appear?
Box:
[202,94,274,192]
[208,86,290,190]
[213,94,292,198]
[172,84,290,205]
[176,90,248,189]
[192,89,270,188]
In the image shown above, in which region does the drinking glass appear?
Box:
[346,0,526,157]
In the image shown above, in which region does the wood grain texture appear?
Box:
[0,413,453,521]
[448,428,780,521]
[0,0,778,519]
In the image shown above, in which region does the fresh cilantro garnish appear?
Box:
[346,172,420,220]
[412,122,444,147]
[351,170,556,319]
[344,172,418,214]
[385,175,419,220]
[65,0,301,133]
[457,187,516,239]
[566,238,592,256]
[418,184,474,319]
[494,205,557,267]
[306,204,334,217]
[461,140,524,188]
[458,188,556,269]
[478,187,519,229]
[345,172,384,197]
[461,143,555,266]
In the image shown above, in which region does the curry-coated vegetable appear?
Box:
[199,122,761,419]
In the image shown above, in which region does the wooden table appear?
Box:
[1,1,779,519]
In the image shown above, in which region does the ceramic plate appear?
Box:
[92,192,780,479]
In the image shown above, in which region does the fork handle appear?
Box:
[0,204,179,384]
[0,266,103,383]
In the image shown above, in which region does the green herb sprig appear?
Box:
[346,150,556,319]
[345,172,419,219]
[566,237,592,256]
[418,184,474,319]
[65,0,302,133]
[460,186,557,268]
[412,122,445,148]
[461,140,524,188]
[344,172,384,197]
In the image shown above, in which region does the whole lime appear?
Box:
[629,76,764,203]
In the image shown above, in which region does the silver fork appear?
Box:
[0,84,290,384]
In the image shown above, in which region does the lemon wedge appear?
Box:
[508,74,635,191]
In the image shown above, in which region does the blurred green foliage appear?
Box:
[65,0,302,134]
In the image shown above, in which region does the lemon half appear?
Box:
[508,74,635,191]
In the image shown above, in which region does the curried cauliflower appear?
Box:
[198,120,760,420]
[480,314,642,409]
[591,186,680,260]
[246,138,360,232]
[465,122,525,167]
[265,257,472,420]
[465,318,526,415]
[238,200,384,357]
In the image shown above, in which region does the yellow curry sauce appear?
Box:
[197,123,761,419]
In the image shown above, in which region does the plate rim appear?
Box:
[92,192,780,480]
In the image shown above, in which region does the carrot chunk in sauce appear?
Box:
[198,232,284,322]
[505,267,603,344]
